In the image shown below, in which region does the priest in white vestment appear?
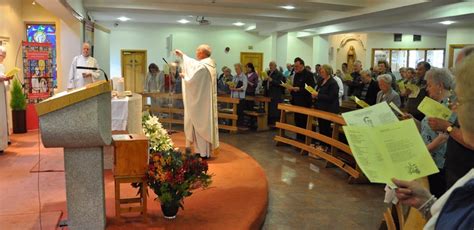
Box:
[0,46,11,153]
[175,45,219,158]
[67,42,100,90]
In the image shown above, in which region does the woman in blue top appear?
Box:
[420,67,456,198]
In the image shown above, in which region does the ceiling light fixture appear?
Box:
[233,22,245,27]
[117,16,130,22]
[281,5,295,10]
[178,19,190,24]
[246,25,256,31]
[439,20,455,25]
[32,1,36,5]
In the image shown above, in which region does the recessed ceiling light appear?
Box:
[281,5,295,10]
[439,20,455,25]
[178,19,190,24]
[117,16,130,22]
[246,25,256,31]
[233,22,245,26]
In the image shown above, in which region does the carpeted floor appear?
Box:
[0,131,268,229]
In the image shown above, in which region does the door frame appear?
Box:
[120,49,147,92]
[240,52,264,74]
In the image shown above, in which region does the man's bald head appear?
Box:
[196,44,212,60]
[82,42,91,57]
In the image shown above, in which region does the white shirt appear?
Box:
[0,63,8,151]
[333,75,344,105]
[424,169,474,230]
[67,55,100,89]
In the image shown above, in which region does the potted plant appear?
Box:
[146,149,212,219]
[10,78,27,133]
[136,113,213,219]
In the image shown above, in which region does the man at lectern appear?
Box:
[67,42,100,90]
[174,45,219,159]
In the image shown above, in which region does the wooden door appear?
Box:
[240,52,264,74]
[121,50,147,93]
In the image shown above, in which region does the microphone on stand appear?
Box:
[76,66,109,82]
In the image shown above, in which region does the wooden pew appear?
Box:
[141,93,240,133]
[217,96,240,133]
[275,103,367,182]
[244,96,271,131]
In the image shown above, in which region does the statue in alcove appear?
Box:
[347,46,356,73]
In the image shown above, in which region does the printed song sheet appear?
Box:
[342,102,398,127]
[343,119,439,185]
[417,96,453,120]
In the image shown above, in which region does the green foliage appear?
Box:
[10,78,26,110]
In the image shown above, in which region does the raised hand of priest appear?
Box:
[311,92,318,98]
[174,49,184,57]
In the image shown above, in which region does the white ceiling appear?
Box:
[85,0,474,36]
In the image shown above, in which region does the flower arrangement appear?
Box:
[138,112,212,217]
[147,149,212,209]
[142,112,174,153]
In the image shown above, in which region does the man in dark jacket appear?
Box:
[406,61,430,121]
[288,57,316,142]
[264,61,285,126]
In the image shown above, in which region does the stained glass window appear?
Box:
[26,24,57,88]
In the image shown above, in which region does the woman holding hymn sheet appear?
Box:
[392,47,474,230]
[174,45,219,159]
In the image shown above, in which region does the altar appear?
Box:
[111,93,142,134]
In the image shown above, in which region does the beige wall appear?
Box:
[445,26,474,67]
[0,0,25,134]
[0,0,83,133]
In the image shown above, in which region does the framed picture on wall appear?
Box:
[449,44,473,68]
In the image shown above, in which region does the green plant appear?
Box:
[10,78,26,111]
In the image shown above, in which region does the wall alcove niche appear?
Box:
[337,35,366,72]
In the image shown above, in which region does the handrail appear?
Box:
[275,103,366,182]
[277,103,346,125]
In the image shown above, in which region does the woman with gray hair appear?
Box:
[420,67,456,198]
[376,74,401,107]
[392,48,474,230]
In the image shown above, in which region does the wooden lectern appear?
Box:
[36,81,112,230]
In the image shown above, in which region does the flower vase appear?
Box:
[160,202,180,219]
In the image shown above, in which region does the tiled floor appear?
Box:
[219,130,387,230]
